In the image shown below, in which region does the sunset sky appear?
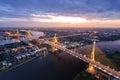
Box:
[0,0,120,28]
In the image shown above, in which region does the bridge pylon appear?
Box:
[26,31,32,39]
[87,39,96,74]
[16,29,21,41]
[16,29,20,35]
[43,32,46,37]
[52,33,58,51]
[91,39,96,62]
[53,33,58,44]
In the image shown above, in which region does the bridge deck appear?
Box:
[44,41,120,79]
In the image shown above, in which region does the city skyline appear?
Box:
[0,0,120,28]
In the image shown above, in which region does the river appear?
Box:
[97,40,120,53]
[0,52,87,80]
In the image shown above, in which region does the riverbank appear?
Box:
[0,52,87,80]
[1,54,46,72]
[2,56,37,72]
[1,48,49,72]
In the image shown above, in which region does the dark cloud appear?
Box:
[0,0,120,19]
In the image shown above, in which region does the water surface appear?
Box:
[0,52,87,80]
